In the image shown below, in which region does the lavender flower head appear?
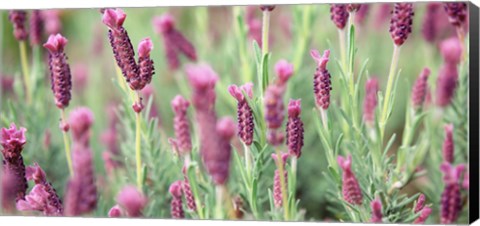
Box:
[1,168,18,211]
[171,95,192,155]
[422,3,441,43]
[108,205,123,217]
[414,207,432,224]
[355,5,370,25]
[347,4,361,13]
[228,83,254,146]
[137,38,155,90]
[1,123,28,201]
[42,10,62,35]
[370,198,382,223]
[43,33,72,109]
[117,185,148,217]
[207,117,236,185]
[182,166,196,211]
[272,153,288,208]
[8,10,28,41]
[286,99,304,158]
[435,63,458,107]
[440,37,463,65]
[389,3,414,46]
[16,184,62,216]
[30,10,44,46]
[442,124,455,163]
[311,49,332,110]
[414,193,426,213]
[411,68,430,109]
[337,155,363,205]
[260,5,275,11]
[363,77,379,125]
[186,64,219,112]
[443,3,468,27]
[264,85,285,146]
[440,162,465,224]
[274,60,294,87]
[169,180,184,219]
[69,107,94,146]
[330,4,349,30]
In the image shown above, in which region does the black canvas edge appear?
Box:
[469,1,479,224]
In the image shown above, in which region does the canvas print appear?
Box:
[0,2,474,224]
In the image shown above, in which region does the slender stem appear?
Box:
[60,109,73,177]
[274,149,289,220]
[338,29,347,71]
[19,41,31,104]
[380,44,401,140]
[243,142,251,179]
[215,185,225,219]
[135,93,143,191]
[320,108,328,130]
[261,10,271,56]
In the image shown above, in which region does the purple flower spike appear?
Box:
[442,124,455,163]
[42,10,62,35]
[311,49,332,110]
[25,163,47,185]
[264,85,286,146]
[1,123,28,201]
[228,83,254,146]
[182,166,196,211]
[207,117,235,185]
[370,198,382,223]
[414,193,426,213]
[286,99,304,158]
[440,37,463,65]
[374,4,392,29]
[436,64,458,107]
[355,5,370,25]
[108,205,124,217]
[171,95,192,154]
[69,107,94,146]
[411,68,430,109]
[16,184,63,216]
[2,168,18,211]
[272,153,288,208]
[422,3,441,43]
[414,206,432,224]
[44,33,72,109]
[186,63,219,111]
[169,180,184,219]
[330,4,349,30]
[30,10,44,46]
[443,3,468,27]
[440,162,465,224]
[8,10,28,41]
[389,3,414,46]
[337,155,363,205]
[102,8,126,31]
[137,38,155,89]
[117,185,148,217]
[274,60,294,86]
[363,77,379,125]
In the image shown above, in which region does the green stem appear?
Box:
[243,143,252,181]
[19,41,31,104]
[215,185,225,219]
[338,29,347,72]
[135,93,143,191]
[261,10,271,56]
[60,109,73,177]
[380,44,401,140]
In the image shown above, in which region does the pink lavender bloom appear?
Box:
[42,10,62,35]
[272,153,288,208]
[370,198,382,223]
[422,3,441,43]
[43,33,72,109]
[337,155,363,205]
[414,206,432,224]
[1,168,18,211]
[440,37,463,65]
[443,3,468,27]
[137,38,155,89]
[117,185,148,217]
[274,60,294,87]
[374,4,391,29]
[414,194,426,213]
[260,5,275,11]
[208,117,235,185]
[347,4,361,13]
[389,3,414,46]
[108,205,124,217]
[69,107,94,146]
[29,10,44,46]
[8,10,28,41]
[23,163,63,215]
[1,76,14,96]
[16,184,63,216]
[330,4,349,30]
[311,49,332,110]
[185,64,219,112]
[1,123,28,201]
[286,99,304,158]
[440,162,465,224]
[171,95,192,154]
[182,166,196,211]
[228,83,254,146]
[436,63,458,107]
[153,13,197,71]
[411,68,431,109]
[363,77,379,125]
[169,180,184,219]
[355,4,370,25]
[442,124,454,163]
[72,63,89,96]
[264,85,285,146]
[246,17,262,47]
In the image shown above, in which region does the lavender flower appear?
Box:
[186,63,219,112]
[260,5,275,12]
[440,37,463,65]
[1,168,17,211]
[389,3,414,46]
[30,10,44,46]
[264,85,285,146]
[228,83,254,146]
[411,68,430,109]
[171,95,192,154]
[182,166,196,211]
[72,63,89,96]
[338,155,363,205]
[69,107,94,146]
[42,10,62,35]
[137,38,155,90]
[370,198,382,223]
[443,2,468,27]
[16,184,63,216]
[414,194,426,213]
[169,180,184,219]
[414,207,432,224]
[374,4,391,29]
[435,63,458,107]
[330,4,349,30]
[440,162,465,224]
[274,60,294,87]
[363,77,379,125]
[355,4,370,25]
[153,13,197,71]
[286,99,304,158]
[117,185,148,217]
[442,124,454,163]
[1,123,28,201]
[43,33,72,109]
[311,49,332,110]
[108,205,124,217]
[347,4,361,13]
[208,117,236,185]
[422,3,441,43]
[272,153,288,208]
[8,10,28,41]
